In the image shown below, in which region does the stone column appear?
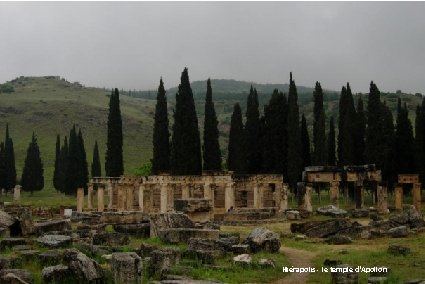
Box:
[299,183,313,212]
[394,185,403,210]
[77,187,84,212]
[107,181,113,209]
[138,184,145,212]
[13,185,21,202]
[224,182,235,211]
[204,182,212,199]
[118,185,126,211]
[413,183,422,212]
[160,183,168,213]
[98,186,104,212]
[329,181,339,206]
[87,184,93,210]
[166,184,174,212]
[377,184,388,214]
[253,182,260,208]
[182,185,190,199]
[126,185,134,211]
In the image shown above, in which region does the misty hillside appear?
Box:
[0,75,423,192]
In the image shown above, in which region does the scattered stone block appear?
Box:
[291,219,353,238]
[326,235,352,245]
[317,205,348,218]
[231,244,250,254]
[388,244,410,256]
[113,223,150,237]
[0,269,33,284]
[92,232,130,246]
[37,235,72,248]
[244,227,280,253]
[258,258,275,268]
[388,226,409,238]
[63,248,105,282]
[285,210,301,220]
[34,219,71,236]
[149,213,194,237]
[148,249,180,279]
[42,265,72,283]
[0,238,28,251]
[38,250,63,266]
[111,252,142,284]
[157,228,219,244]
[233,254,251,265]
[350,208,369,218]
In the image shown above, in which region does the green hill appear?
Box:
[0,76,423,196]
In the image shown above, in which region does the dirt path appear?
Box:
[271,246,317,284]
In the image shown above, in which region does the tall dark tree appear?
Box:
[287,73,302,189]
[327,116,336,166]
[170,68,202,175]
[77,129,89,190]
[245,86,261,173]
[415,98,425,185]
[0,143,6,190]
[152,78,170,174]
[337,83,356,165]
[65,126,79,195]
[227,103,245,173]
[300,114,311,167]
[395,99,415,174]
[91,140,101,178]
[354,96,366,165]
[21,133,44,193]
[381,102,396,187]
[57,136,68,193]
[203,79,221,171]
[105,88,124,176]
[262,90,288,174]
[313,82,326,165]
[4,124,16,190]
[53,134,61,191]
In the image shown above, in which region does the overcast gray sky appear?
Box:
[1,2,425,93]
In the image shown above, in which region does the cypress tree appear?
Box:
[327,116,336,166]
[170,68,202,175]
[152,78,170,174]
[4,124,16,190]
[395,99,415,174]
[301,114,311,167]
[105,88,124,177]
[354,96,366,165]
[287,72,302,190]
[337,83,356,165]
[313,82,326,165]
[77,129,89,190]
[0,143,6,190]
[245,86,261,174]
[57,136,68,193]
[53,134,61,191]
[203,79,222,171]
[21,133,44,194]
[262,90,288,174]
[91,140,101,177]
[65,126,79,195]
[227,103,245,173]
[415,98,425,185]
[381,102,396,187]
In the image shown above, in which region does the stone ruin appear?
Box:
[77,171,288,222]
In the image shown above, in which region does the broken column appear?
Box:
[87,184,94,210]
[224,182,235,211]
[329,181,339,206]
[413,183,422,212]
[13,185,21,202]
[77,188,84,212]
[111,252,142,284]
[298,183,313,212]
[138,184,145,212]
[394,184,403,210]
[98,186,104,212]
[377,184,388,214]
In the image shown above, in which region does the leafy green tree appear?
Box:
[203,79,221,171]
[91,140,101,177]
[53,135,61,191]
[152,78,170,174]
[227,103,245,173]
[245,86,261,173]
[287,73,302,189]
[21,133,44,193]
[395,99,415,174]
[4,124,16,190]
[301,114,311,167]
[313,82,326,165]
[327,116,336,166]
[170,68,202,175]
[105,88,124,176]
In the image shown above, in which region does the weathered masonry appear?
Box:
[395,174,422,211]
[302,165,387,213]
[77,172,287,221]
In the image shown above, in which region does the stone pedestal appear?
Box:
[98,186,104,212]
[77,188,84,212]
[138,185,145,212]
[224,183,235,211]
[13,185,21,202]
[87,185,94,210]
[330,181,339,206]
[413,183,422,212]
[377,185,388,214]
[395,185,403,210]
[126,186,134,211]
